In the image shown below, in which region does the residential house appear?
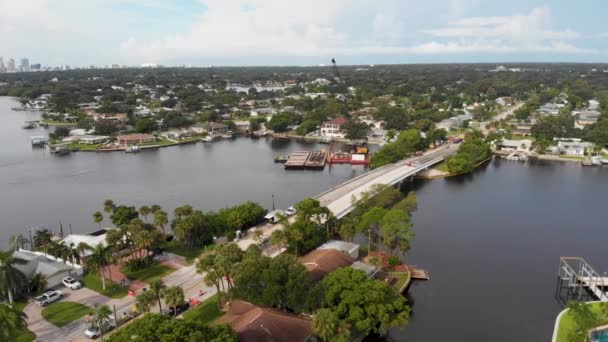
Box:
[234,121,251,134]
[537,103,562,116]
[117,133,155,145]
[574,109,601,128]
[78,135,110,144]
[60,229,113,259]
[317,240,360,259]
[14,249,83,289]
[217,300,314,342]
[496,97,514,106]
[495,139,533,152]
[298,248,354,283]
[512,123,533,136]
[555,141,593,156]
[320,117,348,138]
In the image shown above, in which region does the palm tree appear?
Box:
[0,303,28,341]
[149,279,167,312]
[9,234,27,252]
[103,199,115,214]
[139,206,151,221]
[150,204,161,214]
[29,273,47,295]
[270,230,288,253]
[253,229,264,246]
[87,244,111,290]
[77,242,90,266]
[135,290,155,313]
[154,210,168,235]
[313,308,339,341]
[93,212,103,228]
[164,286,184,317]
[0,251,27,304]
[91,304,113,342]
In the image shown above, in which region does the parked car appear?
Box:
[35,290,63,306]
[84,317,116,339]
[162,302,191,317]
[285,206,297,216]
[62,277,82,290]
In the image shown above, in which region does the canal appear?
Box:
[1,96,607,341]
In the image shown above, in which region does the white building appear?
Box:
[320,117,348,138]
[317,240,360,259]
[555,141,593,156]
[14,249,83,288]
[61,228,113,258]
[495,139,533,152]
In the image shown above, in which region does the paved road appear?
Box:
[236,144,459,253]
[479,102,524,134]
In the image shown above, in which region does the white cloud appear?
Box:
[120,2,597,64]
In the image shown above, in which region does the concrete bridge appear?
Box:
[237,143,459,252]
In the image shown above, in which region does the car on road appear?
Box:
[285,206,297,216]
[62,276,82,290]
[162,302,191,317]
[412,161,420,166]
[84,317,116,339]
[35,290,63,306]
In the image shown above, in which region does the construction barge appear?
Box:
[284,151,327,170]
[327,146,371,165]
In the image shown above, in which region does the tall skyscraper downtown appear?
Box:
[20,58,30,72]
[7,59,15,72]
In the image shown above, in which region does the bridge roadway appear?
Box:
[237,143,460,253]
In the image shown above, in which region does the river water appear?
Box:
[1,96,607,341]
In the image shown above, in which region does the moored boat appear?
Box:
[125,145,141,153]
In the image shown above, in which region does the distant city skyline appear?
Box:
[1,0,607,67]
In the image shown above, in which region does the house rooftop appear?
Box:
[217,300,313,342]
[298,249,354,282]
[323,117,348,126]
[317,240,359,255]
[13,249,77,280]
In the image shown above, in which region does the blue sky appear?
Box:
[1,0,607,66]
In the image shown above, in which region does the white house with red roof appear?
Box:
[321,117,348,138]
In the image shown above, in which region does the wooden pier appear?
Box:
[556,257,608,304]
[284,151,310,169]
[410,267,430,280]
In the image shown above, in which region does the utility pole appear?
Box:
[272,193,275,211]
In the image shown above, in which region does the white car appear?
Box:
[84,317,116,339]
[35,290,63,306]
[63,277,82,290]
[285,206,297,216]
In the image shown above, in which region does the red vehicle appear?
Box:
[415,151,423,157]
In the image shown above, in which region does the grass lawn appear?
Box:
[69,142,103,151]
[433,161,450,173]
[140,138,175,147]
[556,302,607,342]
[560,155,585,161]
[182,294,225,324]
[164,241,215,264]
[123,262,175,283]
[41,301,92,327]
[14,300,35,342]
[83,273,128,299]
[388,272,410,293]
[40,119,75,126]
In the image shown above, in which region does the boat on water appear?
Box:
[274,134,290,141]
[602,159,608,165]
[201,136,215,143]
[30,136,48,147]
[591,156,602,166]
[221,131,234,139]
[22,121,38,129]
[274,155,288,163]
[320,136,333,144]
[125,145,141,153]
[252,130,268,138]
[581,159,593,166]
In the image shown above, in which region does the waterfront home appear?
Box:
[574,109,601,128]
[117,133,155,145]
[298,248,355,283]
[217,300,313,342]
[550,141,593,156]
[495,139,533,152]
[14,249,83,289]
[160,130,187,140]
[512,123,533,136]
[85,110,126,122]
[234,121,251,134]
[60,228,113,260]
[317,240,360,259]
[320,117,348,138]
[68,128,87,136]
[191,122,229,135]
[78,135,110,144]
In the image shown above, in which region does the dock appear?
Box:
[556,257,608,304]
[304,151,327,169]
[410,268,430,280]
[284,151,310,169]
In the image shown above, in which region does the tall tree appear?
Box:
[91,304,113,342]
[313,308,340,341]
[139,206,151,221]
[103,199,115,214]
[380,209,414,258]
[93,212,103,228]
[154,210,168,235]
[150,280,167,313]
[87,244,111,290]
[0,303,28,341]
[0,251,27,304]
[135,290,155,313]
[164,286,185,317]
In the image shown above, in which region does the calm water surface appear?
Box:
[1,96,607,341]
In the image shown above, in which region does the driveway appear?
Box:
[25,287,135,342]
